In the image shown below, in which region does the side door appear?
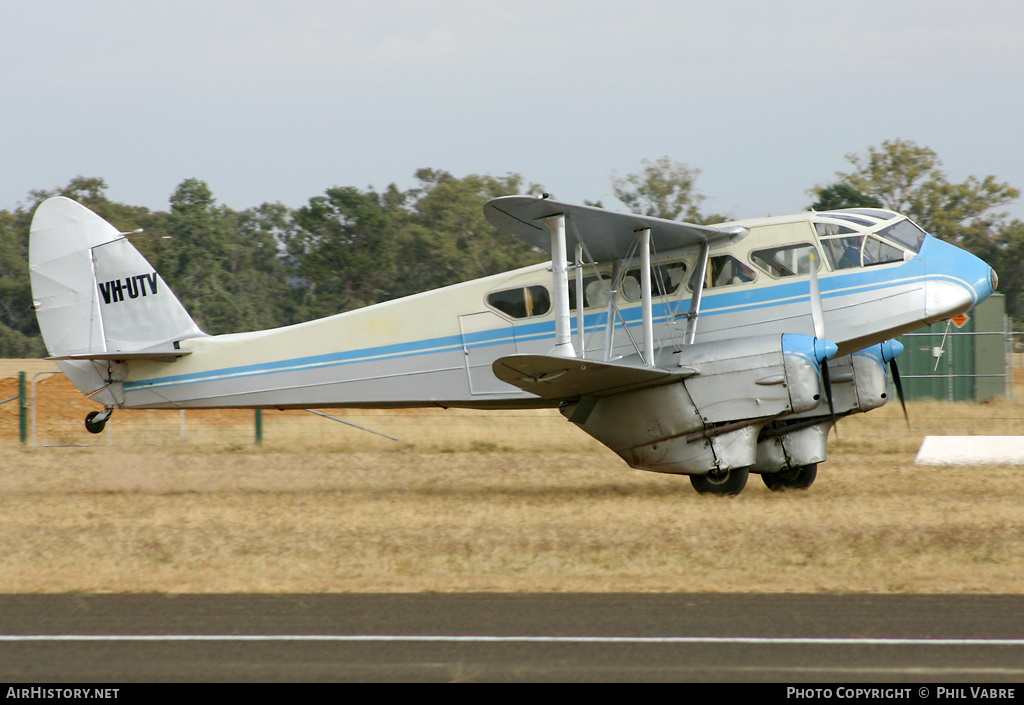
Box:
[459,311,520,394]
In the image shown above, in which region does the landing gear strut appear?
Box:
[84,409,113,434]
[690,467,749,495]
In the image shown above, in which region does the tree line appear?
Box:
[1,140,1020,357]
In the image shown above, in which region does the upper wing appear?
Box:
[484,195,747,261]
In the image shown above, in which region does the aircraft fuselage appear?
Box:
[113,209,995,411]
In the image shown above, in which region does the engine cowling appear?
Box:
[560,334,834,475]
[753,341,900,474]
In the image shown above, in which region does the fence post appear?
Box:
[18,371,27,444]
[255,408,263,446]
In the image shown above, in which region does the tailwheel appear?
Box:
[762,464,817,491]
[84,409,113,434]
[690,467,749,495]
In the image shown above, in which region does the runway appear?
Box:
[2,594,1024,682]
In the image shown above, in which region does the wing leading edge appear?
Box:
[484,195,747,261]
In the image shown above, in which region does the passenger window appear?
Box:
[862,236,906,266]
[815,222,858,238]
[620,273,642,301]
[568,262,688,306]
[584,278,609,308]
[692,255,756,289]
[622,264,688,299]
[568,274,611,309]
[487,285,551,318]
[821,235,864,270]
[751,244,818,278]
[820,234,905,269]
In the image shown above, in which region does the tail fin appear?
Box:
[29,197,205,402]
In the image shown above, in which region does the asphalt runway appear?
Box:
[2,594,1024,683]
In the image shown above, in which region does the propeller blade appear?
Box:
[821,358,837,429]
[890,357,909,429]
[808,252,836,431]
[879,339,909,428]
[808,252,825,340]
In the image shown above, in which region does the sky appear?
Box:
[4,0,1024,222]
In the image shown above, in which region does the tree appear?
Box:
[157,179,278,334]
[391,169,545,298]
[286,186,399,319]
[812,139,1019,244]
[985,220,1024,320]
[809,183,882,211]
[612,156,725,224]
[0,209,44,356]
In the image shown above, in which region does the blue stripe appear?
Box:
[125,334,468,392]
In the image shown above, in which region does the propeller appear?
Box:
[808,252,837,426]
[880,339,909,428]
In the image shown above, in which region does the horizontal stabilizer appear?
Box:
[492,353,693,401]
[49,344,192,362]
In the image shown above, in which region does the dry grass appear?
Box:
[2,391,1024,594]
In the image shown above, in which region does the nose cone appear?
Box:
[880,339,904,363]
[814,338,838,364]
[782,333,838,365]
[921,237,998,319]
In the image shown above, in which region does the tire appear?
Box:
[690,467,749,495]
[762,464,818,491]
[84,411,108,434]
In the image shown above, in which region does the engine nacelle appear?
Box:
[561,334,833,475]
[753,341,900,474]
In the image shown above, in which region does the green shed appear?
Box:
[893,293,1008,401]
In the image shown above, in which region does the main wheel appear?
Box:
[690,467,749,495]
[762,464,817,491]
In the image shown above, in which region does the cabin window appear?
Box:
[820,233,906,269]
[620,263,688,302]
[751,244,818,278]
[816,219,916,269]
[691,254,756,289]
[486,285,551,319]
[820,213,877,228]
[820,235,864,269]
[862,235,906,265]
[568,274,611,309]
[567,262,688,308]
[843,208,899,221]
[815,222,858,238]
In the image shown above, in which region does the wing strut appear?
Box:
[637,228,654,366]
[541,214,576,358]
[575,242,585,358]
[603,260,621,361]
[683,241,711,345]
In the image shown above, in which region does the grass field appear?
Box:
[1,370,1024,593]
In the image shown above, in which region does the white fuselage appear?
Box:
[114,210,995,411]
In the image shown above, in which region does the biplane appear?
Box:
[28,195,997,494]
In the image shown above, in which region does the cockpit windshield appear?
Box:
[813,211,927,270]
[877,219,927,252]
